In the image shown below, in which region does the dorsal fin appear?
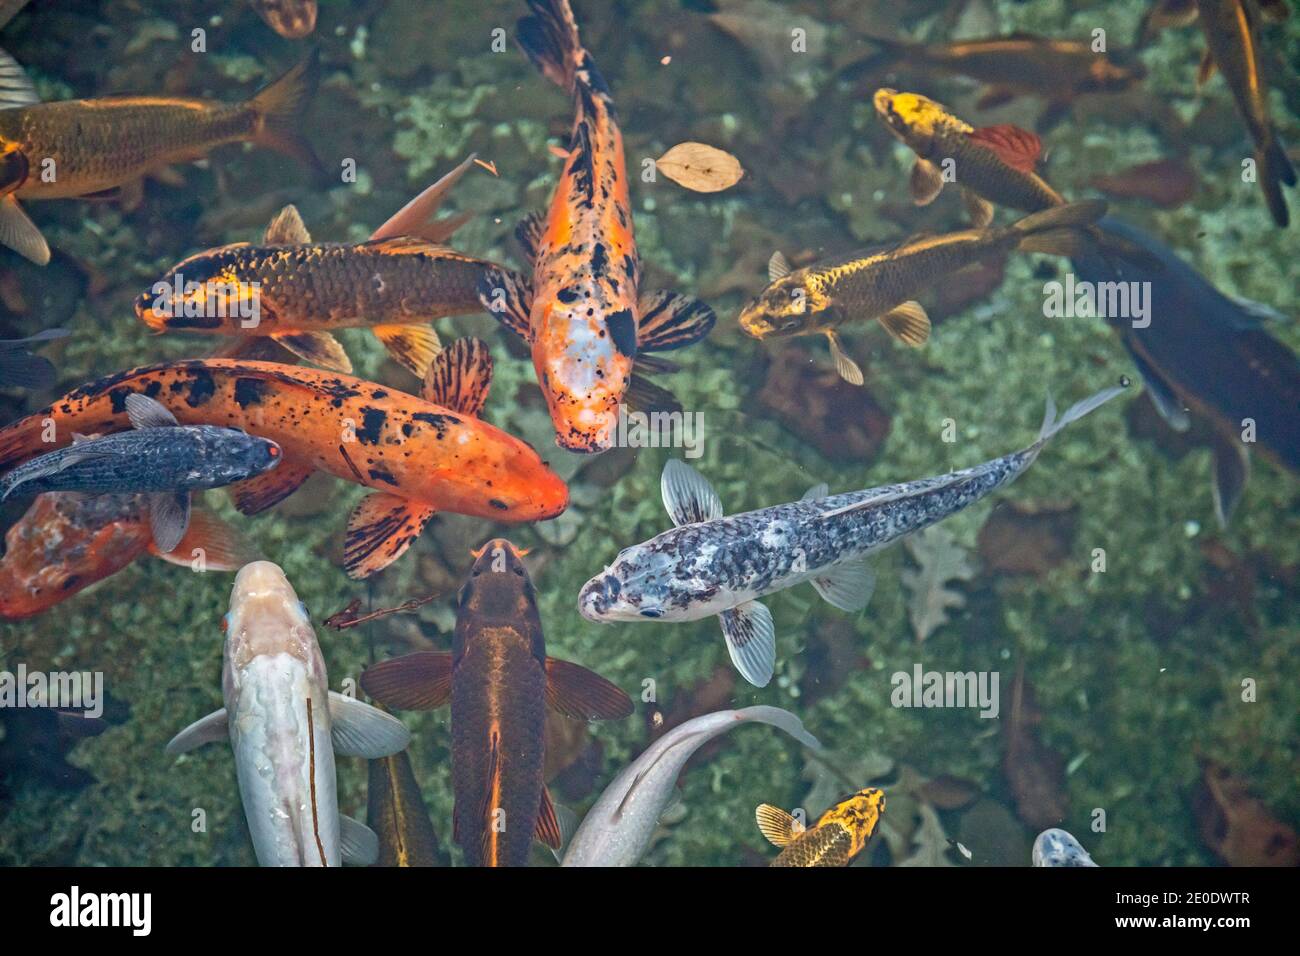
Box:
[369,153,476,242]
[263,204,312,244]
[125,393,178,428]
[421,337,492,417]
[967,124,1043,174]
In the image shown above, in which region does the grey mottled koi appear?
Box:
[579,383,1127,687]
[1033,827,1099,866]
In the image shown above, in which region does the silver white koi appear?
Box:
[578,383,1128,687]
[1033,827,1100,866]
[561,706,820,867]
[165,561,410,866]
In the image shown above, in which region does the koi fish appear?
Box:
[0,393,281,552]
[561,707,821,867]
[1033,827,1099,866]
[250,0,317,39]
[1072,217,1300,525]
[0,327,67,389]
[367,740,448,867]
[739,201,1107,385]
[165,561,411,866]
[0,491,257,620]
[1193,0,1296,226]
[0,342,569,578]
[845,33,1145,126]
[136,156,493,379]
[477,0,716,453]
[579,383,1128,687]
[0,49,322,265]
[362,538,632,866]
[756,787,885,867]
[873,88,1064,225]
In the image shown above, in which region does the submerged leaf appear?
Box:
[900,526,976,642]
[655,143,745,193]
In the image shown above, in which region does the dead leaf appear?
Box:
[977,499,1079,576]
[1003,665,1070,830]
[656,142,745,192]
[1194,759,1299,867]
[900,526,976,642]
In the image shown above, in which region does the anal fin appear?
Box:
[344,491,437,579]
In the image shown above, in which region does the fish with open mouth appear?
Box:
[166,561,411,866]
[476,0,716,453]
[578,382,1128,686]
[0,49,322,265]
[0,393,281,553]
[363,538,632,866]
[738,200,1107,385]
[136,156,495,379]
[0,342,569,578]
[756,787,885,867]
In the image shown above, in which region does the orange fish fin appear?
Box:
[372,323,442,379]
[636,290,717,352]
[755,804,801,847]
[544,658,634,720]
[534,787,563,850]
[421,337,492,416]
[271,330,352,372]
[475,733,502,862]
[230,460,312,515]
[476,265,532,340]
[263,204,312,244]
[967,124,1043,174]
[344,492,436,579]
[515,211,546,261]
[149,503,260,570]
[360,652,453,710]
[370,154,476,242]
[248,49,324,179]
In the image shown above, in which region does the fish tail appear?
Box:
[0,413,44,475]
[1035,379,1130,448]
[732,706,822,751]
[1012,199,1108,257]
[517,0,609,103]
[248,49,323,178]
[1259,134,1296,229]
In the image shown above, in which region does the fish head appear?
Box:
[872,89,956,152]
[458,537,538,616]
[197,427,284,485]
[135,244,259,332]
[0,141,29,196]
[825,787,885,854]
[738,275,817,340]
[578,544,683,623]
[222,560,324,697]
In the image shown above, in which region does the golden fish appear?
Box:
[757,788,885,867]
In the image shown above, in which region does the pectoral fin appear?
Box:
[372,323,442,379]
[826,330,865,385]
[229,459,312,515]
[625,374,682,414]
[515,210,546,262]
[0,47,40,108]
[544,657,634,720]
[360,652,454,711]
[719,600,776,688]
[271,330,352,373]
[343,492,437,579]
[339,815,380,866]
[877,301,931,347]
[476,265,533,340]
[0,195,50,266]
[149,504,261,570]
[1130,349,1190,431]
[962,188,994,228]
[165,708,228,756]
[910,158,945,206]
[421,337,491,416]
[811,559,876,612]
[328,690,411,758]
[1210,430,1250,528]
[661,457,723,525]
[148,491,190,555]
[755,804,802,847]
[635,290,717,352]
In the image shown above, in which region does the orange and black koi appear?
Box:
[477,0,715,453]
[136,156,494,379]
[0,344,568,579]
[362,538,632,866]
[756,788,885,867]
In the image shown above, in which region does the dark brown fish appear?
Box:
[251,0,317,38]
[367,731,447,867]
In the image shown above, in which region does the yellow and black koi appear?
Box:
[756,788,885,867]
[739,200,1107,384]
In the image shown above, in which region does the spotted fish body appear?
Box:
[759,788,886,867]
[579,384,1126,686]
[1032,827,1099,866]
[0,354,568,578]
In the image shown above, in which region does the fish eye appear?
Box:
[639,607,663,619]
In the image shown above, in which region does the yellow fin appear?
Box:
[826,330,864,385]
[271,330,352,372]
[372,323,443,379]
[755,804,803,847]
[878,301,930,348]
[910,158,944,206]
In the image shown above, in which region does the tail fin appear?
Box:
[1259,134,1296,228]
[1013,199,1108,256]
[517,0,608,101]
[249,49,323,179]
[1035,379,1130,447]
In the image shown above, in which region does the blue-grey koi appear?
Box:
[578,383,1128,686]
[562,706,820,867]
[1033,827,1099,867]
[0,392,281,552]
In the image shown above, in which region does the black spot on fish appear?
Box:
[234,378,267,409]
[356,407,386,445]
[411,412,453,438]
[185,370,217,408]
[143,380,162,399]
[557,287,581,304]
[108,387,132,414]
[607,309,637,359]
[489,498,508,510]
[591,242,608,277]
[368,467,398,486]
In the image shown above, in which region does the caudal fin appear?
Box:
[517,0,608,101]
[1012,199,1109,257]
[248,49,323,178]
[1259,134,1296,228]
